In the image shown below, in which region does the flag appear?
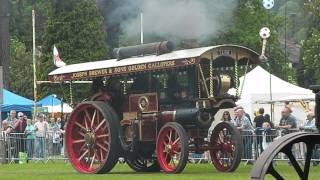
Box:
[53,45,66,67]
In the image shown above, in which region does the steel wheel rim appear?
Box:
[66,103,110,173]
[210,128,236,171]
[157,126,182,172]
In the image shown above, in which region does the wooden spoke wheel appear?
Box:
[126,156,160,172]
[250,132,320,180]
[209,122,242,172]
[66,101,120,174]
[156,122,188,173]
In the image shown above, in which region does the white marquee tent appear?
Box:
[230,66,314,125]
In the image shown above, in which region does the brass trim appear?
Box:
[138,96,149,112]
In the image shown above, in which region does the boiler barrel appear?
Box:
[113,41,175,60]
[159,108,199,125]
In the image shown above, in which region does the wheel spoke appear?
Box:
[84,116,89,129]
[172,137,180,145]
[79,143,86,152]
[284,147,304,178]
[91,109,97,128]
[84,109,91,125]
[78,149,89,161]
[173,150,180,154]
[95,119,106,132]
[268,164,285,180]
[79,131,85,137]
[165,152,169,161]
[97,142,108,152]
[219,132,224,143]
[75,121,86,130]
[96,134,109,139]
[89,152,97,169]
[304,143,315,179]
[100,150,104,161]
[73,139,85,144]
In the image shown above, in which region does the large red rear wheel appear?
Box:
[209,122,242,172]
[156,122,188,173]
[66,101,120,174]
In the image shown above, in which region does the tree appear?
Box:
[9,37,33,98]
[212,0,290,80]
[7,0,49,97]
[40,0,108,104]
[304,0,320,30]
[302,0,320,86]
[0,0,10,88]
[9,0,48,50]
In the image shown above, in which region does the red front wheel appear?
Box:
[66,101,120,174]
[156,122,188,173]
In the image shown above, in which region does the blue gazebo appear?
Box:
[1,89,39,120]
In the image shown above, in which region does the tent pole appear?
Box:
[269,64,273,122]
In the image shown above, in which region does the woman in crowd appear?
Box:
[24,119,35,162]
[221,111,235,125]
[47,118,61,156]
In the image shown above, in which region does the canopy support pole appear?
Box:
[32,9,37,118]
[69,81,73,106]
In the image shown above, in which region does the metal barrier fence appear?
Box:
[0,132,67,164]
[1,129,320,164]
[191,128,320,164]
[241,129,320,163]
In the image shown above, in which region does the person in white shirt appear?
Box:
[34,113,48,159]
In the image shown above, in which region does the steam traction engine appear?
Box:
[48,42,260,174]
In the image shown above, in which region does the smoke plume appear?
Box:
[103,0,238,43]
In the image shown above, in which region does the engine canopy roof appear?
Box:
[48,44,260,82]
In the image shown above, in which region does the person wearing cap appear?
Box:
[234,106,253,125]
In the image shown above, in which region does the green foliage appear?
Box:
[302,30,320,84]
[304,0,320,29]
[301,0,320,86]
[39,0,108,104]
[9,37,33,99]
[9,0,48,49]
[212,0,290,80]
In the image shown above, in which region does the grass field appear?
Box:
[0,161,320,180]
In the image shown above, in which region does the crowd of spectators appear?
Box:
[1,110,66,163]
[219,104,318,165]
